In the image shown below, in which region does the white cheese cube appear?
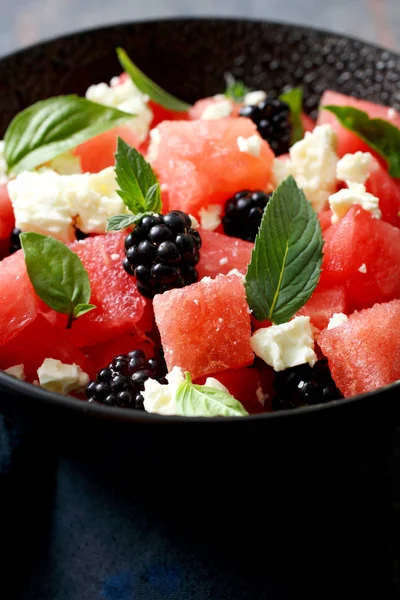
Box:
[327,313,349,330]
[336,152,373,184]
[329,182,381,223]
[37,358,89,395]
[201,99,233,120]
[236,134,262,157]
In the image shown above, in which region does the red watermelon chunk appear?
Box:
[151,117,274,217]
[320,205,400,311]
[47,233,153,347]
[74,126,143,173]
[297,284,348,331]
[84,333,155,373]
[318,299,400,397]
[0,184,14,240]
[153,274,254,380]
[366,158,400,229]
[196,228,253,279]
[318,208,333,233]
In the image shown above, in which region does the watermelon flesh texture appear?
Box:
[46,233,153,347]
[320,205,400,311]
[0,314,95,382]
[196,229,253,279]
[0,184,14,240]
[151,118,274,218]
[74,125,143,173]
[318,299,400,397]
[317,90,400,161]
[297,284,348,331]
[153,274,254,380]
[366,158,400,229]
[84,333,155,373]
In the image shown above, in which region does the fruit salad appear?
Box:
[1,47,400,417]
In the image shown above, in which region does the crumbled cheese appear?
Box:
[227,268,245,280]
[329,182,381,223]
[37,358,89,395]
[199,204,222,231]
[201,99,233,120]
[4,364,25,380]
[8,167,129,241]
[189,214,200,229]
[244,90,267,106]
[111,253,120,261]
[86,77,153,142]
[147,127,161,163]
[250,316,317,372]
[336,152,372,184]
[219,257,228,265]
[272,125,339,212]
[237,134,262,157]
[143,366,185,415]
[327,313,349,330]
[358,263,367,273]
[0,141,8,185]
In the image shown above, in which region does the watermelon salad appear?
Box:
[1,47,400,418]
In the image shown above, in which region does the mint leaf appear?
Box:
[106,214,146,231]
[176,373,248,418]
[117,47,190,112]
[245,176,323,324]
[20,232,96,325]
[4,95,133,174]
[224,73,251,103]
[323,105,400,177]
[279,87,304,144]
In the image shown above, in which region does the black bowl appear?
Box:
[1,18,400,597]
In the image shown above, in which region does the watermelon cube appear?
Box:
[366,158,400,229]
[84,333,155,372]
[153,274,254,380]
[297,284,348,331]
[0,184,14,241]
[74,125,143,173]
[196,228,253,279]
[318,299,400,397]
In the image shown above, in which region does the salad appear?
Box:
[1,47,400,417]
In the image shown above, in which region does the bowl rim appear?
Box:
[1,16,399,424]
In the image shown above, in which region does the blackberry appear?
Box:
[222,190,271,242]
[123,211,202,298]
[272,359,343,411]
[239,98,291,156]
[9,228,21,254]
[85,349,167,409]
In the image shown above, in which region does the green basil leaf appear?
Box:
[224,73,251,103]
[106,213,150,231]
[176,373,248,418]
[245,175,323,324]
[117,47,191,112]
[279,87,304,144]
[20,232,96,322]
[4,95,133,174]
[323,105,400,178]
[115,137,162,214]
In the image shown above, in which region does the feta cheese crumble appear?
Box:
[237,134,262,157]
[199,204,222,231]
[336,152,372,185]
[8,167,129,242]
[147,127,161,163]
[4,364,25,380]
[272,125,339,212]
[250,316,317,371]
[0,141,8,185]
[329,182,381,223]
[201,99,233,120]
[244,90,267,106]
[37,358,89,395]
[86,76,153,142]
[358,263,367,273]
[327,312,348,330]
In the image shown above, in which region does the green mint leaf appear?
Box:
[106,213,149,231]
[115,137,162,214]
[323,105,400,177]
[245,175,323,324]
[20,232,96,322]
[4,95,133,174]
[224,73,251,103]
[279,87,304,144]
[117,47,190,112]
[176,373,248,418]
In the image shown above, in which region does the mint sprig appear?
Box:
[245,176,323,324]
[176,373,248,418]
[279,87,304,145]
[4,96,133,174]
[323,105,400,177]
[117,47,190,112]
[224,73,251,103]
[20,232,96,328]
[106,138,162,231]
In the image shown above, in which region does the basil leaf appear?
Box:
[323,105,400,177]
[245,175,323,324]
[176,373,248,418]
[106,213,150,231]
[224,73,251,103]
[4,95,133,174]
[20,232,96,325]
[279,87,304,144]
[117,47,190,112]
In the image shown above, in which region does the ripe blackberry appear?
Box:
[239,98,291,156]
[9,228,22,254]
[272,359,343,411]
[222,190,271,242]
[122,211,202,298]
[85,349,167,409]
